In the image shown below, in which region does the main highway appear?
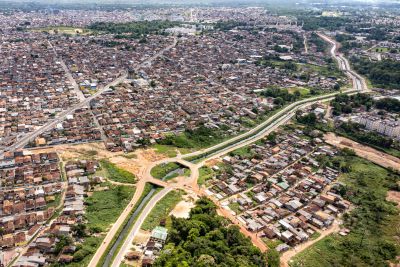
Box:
[3,31,368,267]
[0,37,178,158]
[106,32,369,267]
[182,32,368,162]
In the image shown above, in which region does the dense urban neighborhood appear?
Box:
[1,1,400,267]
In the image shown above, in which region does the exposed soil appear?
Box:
[387,191,400,208]
[324,133,400,171]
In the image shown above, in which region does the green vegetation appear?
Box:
[310,231,321,240]
[85,184,135,233]
[300,60,345,83]
[338,122,394,149]
[330,93,374,116]
[300,15,350,31]
[141,190,184,231]
[214,20,248,31]
[296,112,317,126]
[376,97,400,113]
[88,20,180,39]
[309,32,328,52]
[64,236,102,267]
[96,183,154,267]
[121,152,137,159]
[290,155,400,267]
[62,184,135,265]
[45,193,61,209]
[228,202,242,215]
[229,146,255,159]
[150,162,181,179]
[260,86,303,107]
[266,249,280,267]
[100,160,136,184]
[351,57,400,89]
[255,54,298,70]
[158,125,231,150]
[152,144,178,157]
[198,166,215,186]
[262,238,283,249]
[154,198,266,267]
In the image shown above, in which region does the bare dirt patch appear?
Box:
[169,194,197,218]
[324,133,400,171]
[132,229,150,245]
[204,158,221,167]
[30,144,167,179]
[387,191,400,208]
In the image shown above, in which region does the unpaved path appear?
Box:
[325,133,400,171]
[280,221,340,267]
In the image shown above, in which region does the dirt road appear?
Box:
[280,221,340,267]
[325,133,400,171]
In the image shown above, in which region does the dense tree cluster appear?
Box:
[351,57,400,89]
[331,93,374,115]
[309,32,327,52]
[88,20,180,39]
[331,94,400,116]
[375,98,400,113]
[260,86,301,106]
[338,122,394,148]
[296,112,317,126]
[300,16,350,31]
[214,20,248,31]
[154,198,266,267]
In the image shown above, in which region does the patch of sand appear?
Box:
[387,191,400,208]
[169,194,197,219]
[204,158,221,167]
[132,229,150,245]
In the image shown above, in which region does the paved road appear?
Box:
[98,32,370,265]
[110,187,173,267]
[0,37,177,158]
[182,32,367,162]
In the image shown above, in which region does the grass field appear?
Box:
[96,183,154,266]
[287,87,310,96]
[150,162,181,179]
[262,238,283,249]
[229,146,254,159]
[374,47,399,53]
[85,184,135,233]
[152,144,178,157]
[141,190,184,231]
[100,160,136,184]
[290,156,400,267]
[63,184,135,266]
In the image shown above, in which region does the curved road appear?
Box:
[94,32,368,266]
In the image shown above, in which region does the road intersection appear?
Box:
[4,31,368,267]
[103,32,369,267]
